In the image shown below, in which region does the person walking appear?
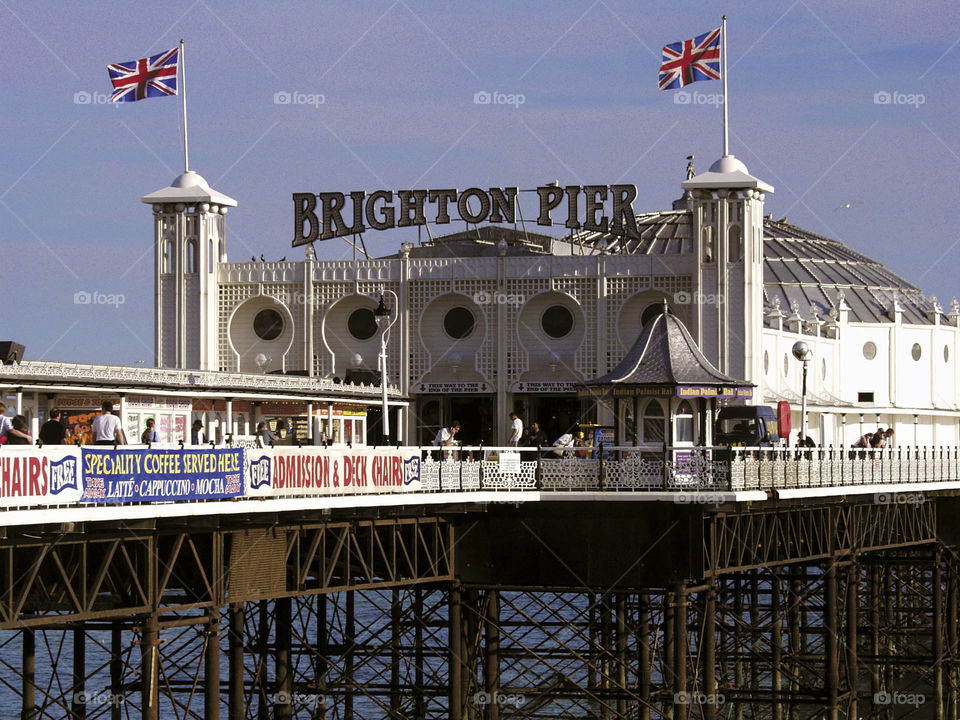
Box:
[91,401,125,445]
[508,412,523,447]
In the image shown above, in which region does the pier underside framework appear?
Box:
[1,496,959,719]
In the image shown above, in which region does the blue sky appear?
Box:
[2,1,959,365]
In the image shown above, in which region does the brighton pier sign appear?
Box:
[293,184,640,245]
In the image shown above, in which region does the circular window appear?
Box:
[253,308,283,341]
[443,307,475,339]
[783,354,789,378]
[763,350,770,374]
[863,341,877,360]
[912,343,922,361]
[542,305,574,338]
[945,345,950,362]
[347,307,378,340]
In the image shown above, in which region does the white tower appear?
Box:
[682,155,773,387]
[142,171,237,370]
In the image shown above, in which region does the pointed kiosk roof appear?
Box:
[581,308,753,399]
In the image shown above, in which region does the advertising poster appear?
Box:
[246,447,422,498]
[81,447,244,503]
[0,447,82,507]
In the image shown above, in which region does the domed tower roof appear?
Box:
[762,218,934,324]
[574,212,939,325]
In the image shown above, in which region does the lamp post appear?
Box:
[374,290,398,443]
[792,341,813,444]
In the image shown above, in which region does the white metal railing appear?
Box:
[0,360,400,396]
[1,444,959,516]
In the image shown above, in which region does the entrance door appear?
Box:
[416,395,494,446]
[449,396,494,446]
[527,395,588,445]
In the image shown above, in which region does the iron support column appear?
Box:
[825,561,839,720]
[449,583,464,720]
[846,564,858,720]
[639,593,651,720]
[111,625,122,720]
[935,551,944,720]
[704,587,717,720]
[276,597,292,720]
[21,628,35,720]
[228,603,245,720]
[141,616,159,720]
[206,606,220,720]
[72,627,85,720]
[772,571,782,720]
[484,590,500,720]
[674,585,688,720]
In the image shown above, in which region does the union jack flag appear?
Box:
[107,47,179,103]
[658,27,721,91]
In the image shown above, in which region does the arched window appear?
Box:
[728,224,742,262]
[163,240,173,274]
[675,400,694,443]
[186,240,198,273]
[642,400,665,444]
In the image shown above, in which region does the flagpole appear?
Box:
[721,15,729,157]
[180,39,190,172]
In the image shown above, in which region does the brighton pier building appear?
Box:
[145,155,960,448]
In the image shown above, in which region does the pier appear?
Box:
[0,442,955,719]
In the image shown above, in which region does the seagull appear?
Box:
[260,253,266,261]
[250,256,256,262]
[834,201,861,211]
[279,256,286,262]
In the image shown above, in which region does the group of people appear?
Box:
[432,413,590,455]
[0,400,216,447]
[852,428,895,449]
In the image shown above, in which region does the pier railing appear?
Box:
[1,444,959,513]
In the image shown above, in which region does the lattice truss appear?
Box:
[239,589,452,719]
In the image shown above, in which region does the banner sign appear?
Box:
[415,382,490,394]
[293,184,640,245]
[512,381,578,393]
[246,447,422,497]
[80,448,244,503]
[0,447,82,507]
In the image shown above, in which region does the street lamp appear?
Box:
[791,340,813,444]
[374,290,399,442]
